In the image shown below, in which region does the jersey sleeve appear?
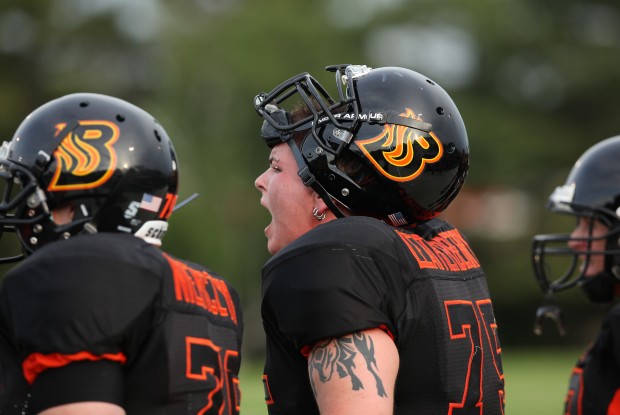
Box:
[0,235,163,408]
[262,220,402,351]
[30,360,124,411]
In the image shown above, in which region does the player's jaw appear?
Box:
[577,254,606,277]
[255,143,317,255]
[262,199,316,255]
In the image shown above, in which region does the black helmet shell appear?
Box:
[0,93,178,257]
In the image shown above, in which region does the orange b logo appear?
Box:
[48,120,120,191]
[356,108,443,182]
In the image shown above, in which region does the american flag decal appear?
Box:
[140,193,163,212]
[388,212,408,226]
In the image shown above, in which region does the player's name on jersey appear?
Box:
[165,254,238,325]
[396,228,481,272]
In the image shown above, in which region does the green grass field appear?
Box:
[238,347,581,414]
[502,347,580,414]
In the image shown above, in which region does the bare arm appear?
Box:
[308,328,399,415]
[39,402,125,415]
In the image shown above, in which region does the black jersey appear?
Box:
[564,304,620,414]
[0,232,243,414]
[261,216,505,415]
[0,326,29,414]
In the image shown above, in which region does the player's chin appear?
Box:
[264,223,278,254]
[583,267,604,277]
[266,238,282,255]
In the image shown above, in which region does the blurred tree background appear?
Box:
[1,0,620,364]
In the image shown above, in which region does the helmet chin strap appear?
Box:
[286,140,345,219]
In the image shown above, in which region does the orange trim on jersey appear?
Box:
[377,324,395,342]
[263,374,275,405]
[22,350,127,385]
[565,367,583,415]
[300,345,312,358]
[608,388,620,415]
[300,326,396,358]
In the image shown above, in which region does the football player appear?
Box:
[532,135,620,414]
[253,65,505,414]
[0,94,243,414]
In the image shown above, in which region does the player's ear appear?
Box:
[312,192,353,218]
[312,192,329,213]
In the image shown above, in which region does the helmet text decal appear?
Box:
[48,120,120,191]
[356,108,443,182]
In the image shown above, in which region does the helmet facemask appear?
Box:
[532,136,620,335]
[0,152,49,262]
[532,210,620,298]
[532,139,620,301]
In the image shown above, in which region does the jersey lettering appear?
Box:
[396,228,481,271]
[164,254,238,325]
[186,337,240,415]
[477,299,505,410]
[564,367,583,415]
[262,374,275,405]
[225,351,242,414]
[444,300,504,414]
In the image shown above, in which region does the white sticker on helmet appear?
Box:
[345,65,372,80]
[135,220,168,246]
[549,184,575,208]
[0,141,12,161]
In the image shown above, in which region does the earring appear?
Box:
[312,208,326,221]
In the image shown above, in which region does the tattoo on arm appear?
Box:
[308,331,387,398]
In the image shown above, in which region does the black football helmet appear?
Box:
[532,135,620,304]
[254,64,469,226]
[0,93,179,262]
